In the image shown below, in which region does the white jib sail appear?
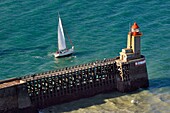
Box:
[58,17,66,51]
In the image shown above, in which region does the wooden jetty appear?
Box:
[0,22,149,113]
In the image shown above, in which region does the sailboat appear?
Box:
[54,15,74,58]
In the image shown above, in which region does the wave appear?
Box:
[0,45,48,56]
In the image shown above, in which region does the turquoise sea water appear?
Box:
[0,0,170,112]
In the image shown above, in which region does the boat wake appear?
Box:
[48,52,55,57]
[32,56,44,59]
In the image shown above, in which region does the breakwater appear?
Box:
[0,22,149,113]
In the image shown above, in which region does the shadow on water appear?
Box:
[149,77,170,89]
[43,77,170,113]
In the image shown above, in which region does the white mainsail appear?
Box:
[54,14,74,58]
[58,17,66,51]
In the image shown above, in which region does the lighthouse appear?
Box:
[115,22,149,92]
[119,22,142,62]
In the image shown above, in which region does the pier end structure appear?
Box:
[115,22,149,92]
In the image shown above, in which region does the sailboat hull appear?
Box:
[54,48,74,58]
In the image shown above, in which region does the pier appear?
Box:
[0,22,149,113]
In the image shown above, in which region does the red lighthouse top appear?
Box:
[131,22,142,36]
[131,22,139,29]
